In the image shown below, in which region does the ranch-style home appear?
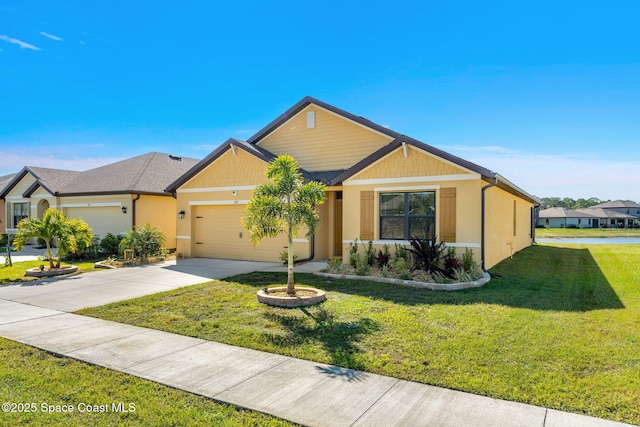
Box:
[1,152,199,248]
[167,97,539,270]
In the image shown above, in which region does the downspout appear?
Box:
[131,194,141,229]
[481,175,498,272]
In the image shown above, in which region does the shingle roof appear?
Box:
[590,200,640,209]
[0,173,17,193]
[169,97,540,205]
[578,208,637,219]
[60,152,200,196]
[539,207,598,219]
[1,153,200,199]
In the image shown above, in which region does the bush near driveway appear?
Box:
[80,244,640,425]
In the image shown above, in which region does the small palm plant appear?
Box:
[13,208,94,269]
[242,155,326,295]
[119,223,166,263]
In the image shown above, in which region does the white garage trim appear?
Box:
[60,202,122,208]
[188,200,250,206]
[176,235,191,239]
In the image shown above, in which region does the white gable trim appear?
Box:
[255,103,394,145]
[345,174,479,187]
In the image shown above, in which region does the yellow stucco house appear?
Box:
[167,97,539,270]
[1,153,199,248]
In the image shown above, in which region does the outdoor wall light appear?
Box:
[178,210,185,219]
[121,206,127,214]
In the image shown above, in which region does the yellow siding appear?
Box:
[136,195,178,249]
[484,186,535,269]
[257,104,394,171]
[350,146,469,181]
[4,174,37,199]
[182,149,269,189]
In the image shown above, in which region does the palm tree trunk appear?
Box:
[287,228,295,295]
[46,242,54,269]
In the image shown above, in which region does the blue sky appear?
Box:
[1,1,639,200]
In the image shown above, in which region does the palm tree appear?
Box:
[119,223,166,263]
[242,155,326,295]
[13,208,94,269]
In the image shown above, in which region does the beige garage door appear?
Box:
[64,207,127,239]
[193,205,286,261]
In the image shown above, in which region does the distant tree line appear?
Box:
[537,197,609,211]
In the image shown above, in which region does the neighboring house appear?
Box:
[1,153,199,248]
[538,207,599,228]
[0,173,17,234]
[582,200,640,228]
[578,207,638,229]
[167,96,539,270]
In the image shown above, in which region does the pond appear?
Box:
[537,238,640,244]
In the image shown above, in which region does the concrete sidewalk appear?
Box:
[0,260,634,426]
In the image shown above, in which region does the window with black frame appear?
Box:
[12,202,29,228]
[379,191,435,240]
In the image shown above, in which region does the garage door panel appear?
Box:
[64,207,127,239]
[193,205,285,261]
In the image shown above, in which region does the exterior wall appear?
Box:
[135,195,178,249]
[61,194,131,239]
[257,104,394,172]
[341,146,484,265]
[484,186,535,270]
[175,149,321,261]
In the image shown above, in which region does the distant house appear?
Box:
[0,153,199,248]
[581,200,640,228]
[0,173,17,234]
[538,207,599,228]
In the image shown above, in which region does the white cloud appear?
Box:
[443,145,640,201]
[40,31,63,41]
[0,34,41,50]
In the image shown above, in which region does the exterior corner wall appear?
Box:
[484,186,535,269]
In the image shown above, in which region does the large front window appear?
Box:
[12,202,29,228]
[380,191,435,240]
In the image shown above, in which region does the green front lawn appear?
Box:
[536,227,640,238]
[0,338,295,426]
[79,244,640,425]
[0,260,97,285]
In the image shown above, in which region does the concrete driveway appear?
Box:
[0,258,280,312]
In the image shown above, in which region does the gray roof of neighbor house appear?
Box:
[168,96,540,205]
[60,152,200,196]
[1,153,200,199]
[539,207,598,219]
[578,208,637,219]
[590,200,640,209]
[0,173,17,193]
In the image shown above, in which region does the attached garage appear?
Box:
[64,205,129,239]
[192,205,288,262]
